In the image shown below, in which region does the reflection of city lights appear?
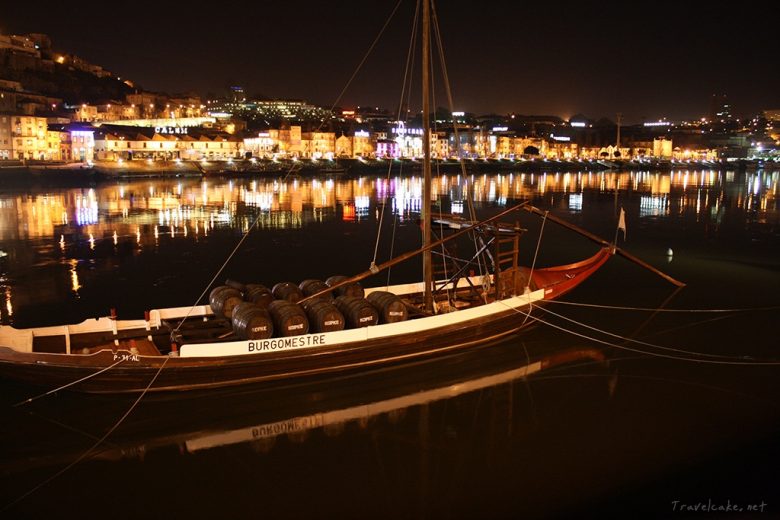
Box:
[568,193,583,212]
[2,173,775,270]
[70,260,81,294]
[355,196,370,212]
[5,287,12,317]
[75,193,98,226]
[89,233,95,250]
[640,195,669,217]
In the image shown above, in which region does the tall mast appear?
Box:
[421,0,433,312]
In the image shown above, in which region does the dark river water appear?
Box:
[0,169,778,519]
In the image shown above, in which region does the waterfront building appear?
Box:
[653,138,673,159]
[545,140,578,160]
[334,131,375,158]
[391,123,423,158]
[283,126,303,157]
[251,126,305,158]
[180,134,242,161]
[628,140,654,158]
[301,131,336,159]
[45,128,66,160]
[353,131,374,158]
[672,147,717,161]
[512,137,547,158]
[70,128,95,162]
[448,130,478,159]
[50,126,72,161]
[376,138,397,158]
[244,132,276,158]
[432,131,449,158]
[0,114,11,159]
[4,115,49,160]
[93,127,241,161]
[335,134,352,158]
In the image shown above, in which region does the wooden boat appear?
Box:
[0,1,680,395]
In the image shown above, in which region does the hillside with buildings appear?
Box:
[0,30,778,168]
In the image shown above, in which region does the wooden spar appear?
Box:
[521,204,686,287]
[421,0,433,313]
[299,202,529,304]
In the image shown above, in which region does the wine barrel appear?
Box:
[302,300,345,333]
[299,279,334,301]
[209,286,243,319]
[325,275,365,298]
[231,302,274,340]
[272,282,304,303]
[245,284,274,308]
[268,300,309,336]
[334,296,379,328]
[224,279,246,293]
[366,291,408,324]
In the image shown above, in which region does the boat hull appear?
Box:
[0,248,613,394]
[0,299,538,393]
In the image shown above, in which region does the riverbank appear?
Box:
[1,156,776,184]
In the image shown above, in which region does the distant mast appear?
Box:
[421,0,433,313]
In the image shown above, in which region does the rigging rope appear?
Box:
[373,0,420,275]
[526,211,547,291]
[430,0,487,291]
[318,0,405,133]
[172,208,266,333]
[3,357,169,512]
[428,34,452,307]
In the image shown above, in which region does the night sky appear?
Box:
[3,0,778,123]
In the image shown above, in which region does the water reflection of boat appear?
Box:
[0,342,609,472]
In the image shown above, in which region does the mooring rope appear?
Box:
[14,358,126,407]
[499,300,780,366]
[533,304,737,359]
[3,357,169,512]
[544,300,780,313]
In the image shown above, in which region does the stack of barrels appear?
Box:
[208,276,408,341]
